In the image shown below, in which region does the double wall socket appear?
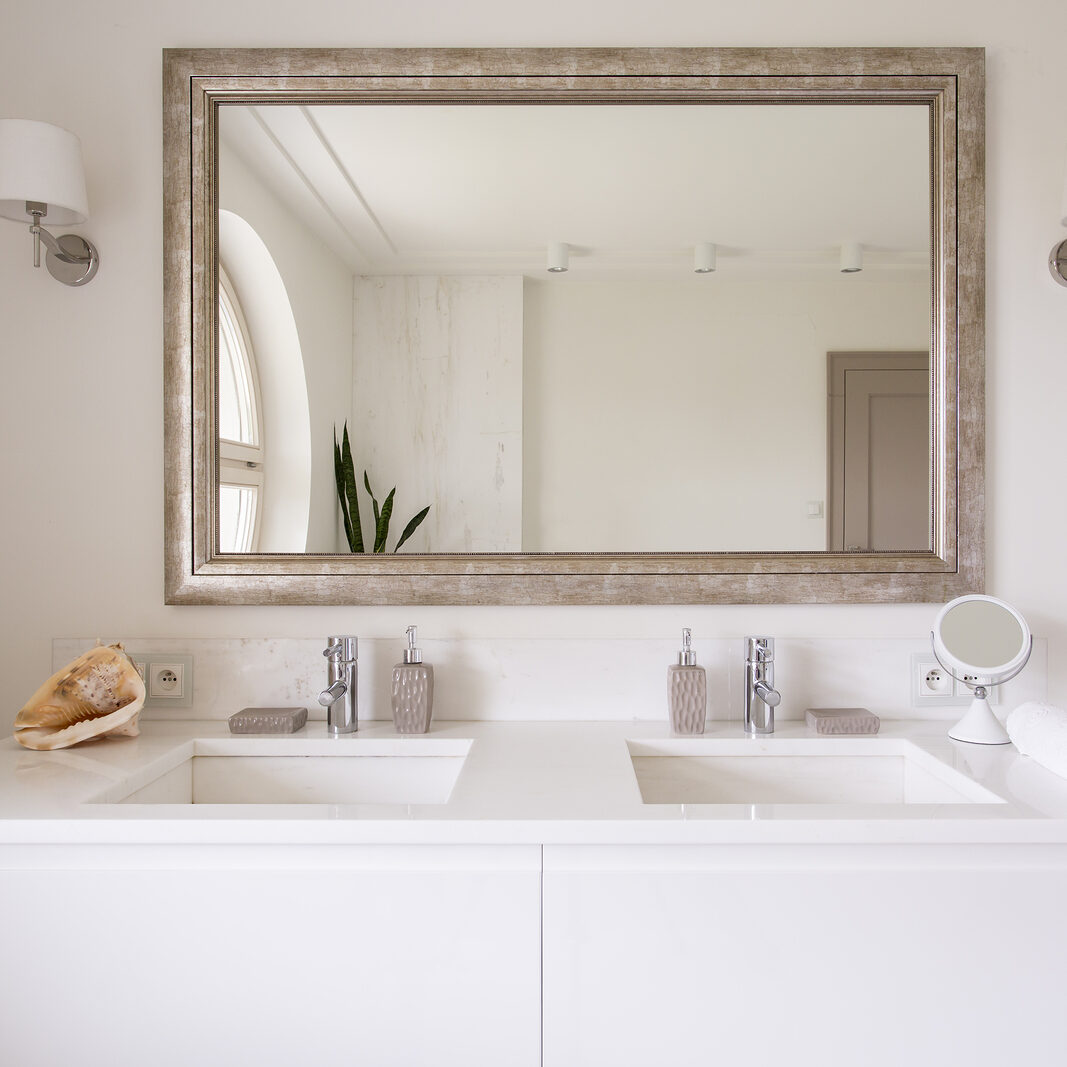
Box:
[130,653,194,709]
[910,652,996,707]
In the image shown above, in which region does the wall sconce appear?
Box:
[839,242,863,273]
[0,119,99,286]
[694,242,717,273]
[546,241,569,273]
[1050,158,1067,288]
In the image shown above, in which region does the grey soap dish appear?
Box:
[228,707,308,734]
[805,707,880,735]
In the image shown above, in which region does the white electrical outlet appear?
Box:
[909,653,996,707]
[910,653,959,706]
[131,653,194,709]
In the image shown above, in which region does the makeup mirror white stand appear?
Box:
[932,594,1033,745]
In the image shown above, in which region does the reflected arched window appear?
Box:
[218,267,264,552]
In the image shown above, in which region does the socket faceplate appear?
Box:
[131,653,194,709]
[910,652,997,707]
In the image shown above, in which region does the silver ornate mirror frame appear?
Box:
[163,46,984,605]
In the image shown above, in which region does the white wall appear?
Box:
[1,0,1066,730]
[523,271,929,551]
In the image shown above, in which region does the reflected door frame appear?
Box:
[827,351,931,552]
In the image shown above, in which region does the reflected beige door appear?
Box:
[827,352,930,552]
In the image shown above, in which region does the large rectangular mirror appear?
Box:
[163,47,984,604]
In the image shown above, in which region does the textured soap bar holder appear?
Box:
[228,707,308,734]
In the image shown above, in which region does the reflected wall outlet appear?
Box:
[131,653,194,709]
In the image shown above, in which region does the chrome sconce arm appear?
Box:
[25,201,99,286]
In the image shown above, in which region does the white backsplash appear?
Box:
[53,635,1049,725]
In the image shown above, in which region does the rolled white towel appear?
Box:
[1007,702,1067,780]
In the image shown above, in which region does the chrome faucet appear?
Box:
[744,636,781,735]
[318,635,358,735]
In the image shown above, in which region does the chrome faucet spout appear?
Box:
[320,636,358,735]
[744,636,780,735]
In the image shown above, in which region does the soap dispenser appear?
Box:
[391,626,434,734]
[668,627,707,735]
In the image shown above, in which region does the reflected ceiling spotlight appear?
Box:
[694,242,717,273]
[839,242,863,274]
[1050,151,1067,287]
[0,119,99,286]
[546,241,569,273]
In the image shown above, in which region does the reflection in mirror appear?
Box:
[939,599,1027,670]
[933,595,1033,746]
[216,102,933,555]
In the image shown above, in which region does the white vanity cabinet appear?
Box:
[0,843,542,1067]
[542,844,1067,1067]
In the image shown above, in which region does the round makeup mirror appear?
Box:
[932,594,1033,745]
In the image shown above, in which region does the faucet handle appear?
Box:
[323,635,358,662]
[745,635,775,662]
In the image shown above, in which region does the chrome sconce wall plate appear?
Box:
[0,119,99,286]
[1050,238,1067,288]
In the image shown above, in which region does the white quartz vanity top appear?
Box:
[2,718,1067,845]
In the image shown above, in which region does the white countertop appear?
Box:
[3,717,1067,846]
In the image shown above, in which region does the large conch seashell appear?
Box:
[14,643,146,751]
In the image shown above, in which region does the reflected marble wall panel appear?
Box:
[352,275,523,552]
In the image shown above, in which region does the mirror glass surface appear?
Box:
[939,599,1027,672]
[215,101,933,555]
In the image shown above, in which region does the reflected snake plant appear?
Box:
[333,422,431,553]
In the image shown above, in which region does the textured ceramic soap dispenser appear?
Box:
[668,627,707,735]
[391,626,435,734]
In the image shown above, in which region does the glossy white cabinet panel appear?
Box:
[0,845,541,1067]
[542,844,1067,1066]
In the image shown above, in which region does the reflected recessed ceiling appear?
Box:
[218,103,931,277]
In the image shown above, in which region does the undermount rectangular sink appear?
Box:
[105,738,472,806]
[627,738,1004,806]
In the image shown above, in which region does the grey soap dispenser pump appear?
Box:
[391,625,435,734]
[668,627,707,735]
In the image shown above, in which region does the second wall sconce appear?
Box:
[1050,154,1067,287]
[0,118,99,286]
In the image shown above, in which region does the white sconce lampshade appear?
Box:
[694,242,717,273]
[0,118,98,284]
[840,241,863,273]
[0,119,89,225]
[547,241,569,273]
